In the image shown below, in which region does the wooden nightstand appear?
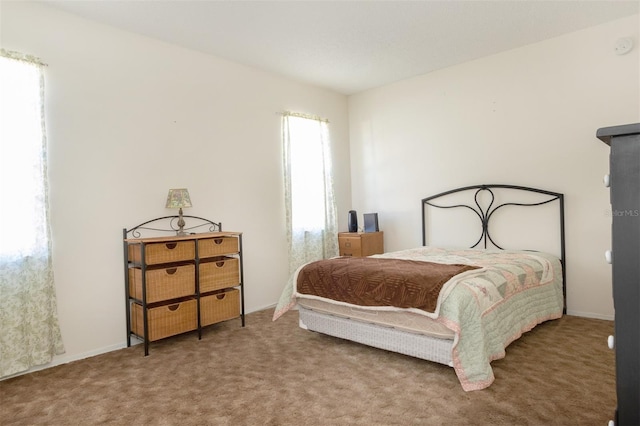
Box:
[338,231,384,257]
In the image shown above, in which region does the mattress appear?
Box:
[297,298,455,339]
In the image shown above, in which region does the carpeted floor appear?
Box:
[1,309,615,425]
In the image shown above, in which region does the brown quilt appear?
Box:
[296,257,480,314]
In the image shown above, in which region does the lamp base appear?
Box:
[176,208,187,236]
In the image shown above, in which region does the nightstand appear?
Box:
[338,231,384,257]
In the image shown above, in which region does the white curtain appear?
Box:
[0,49,65,378]
[282,113,339,278]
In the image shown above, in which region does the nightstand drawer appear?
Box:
[128,264,195,303]
[199,257,240,293]
[339,236,362,256]
[128,241,195,265]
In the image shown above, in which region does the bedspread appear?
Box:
[273,247,564,391]
[297,257,480,314]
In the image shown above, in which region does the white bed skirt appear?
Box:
[298,306,454,367]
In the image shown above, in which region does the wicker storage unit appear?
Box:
[128,264,195,303]
[198,236,239,258]
[199,257,239,293]
[128,241,195,265]
[131,299,197,341]
[124,226,244,356]
[200,289,240,327]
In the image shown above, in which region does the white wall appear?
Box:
[348,15,640,320]
[1,2,350,369]
[2,2,636,376]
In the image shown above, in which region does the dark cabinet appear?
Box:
[597,123,640,426]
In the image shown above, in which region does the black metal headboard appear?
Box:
[421,184,565,310]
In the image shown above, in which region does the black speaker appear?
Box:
[348,210,358,232]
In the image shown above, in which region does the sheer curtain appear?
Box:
[282,112,339,278]
[0,50,65,378]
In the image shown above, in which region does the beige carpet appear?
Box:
[1,309,615,425]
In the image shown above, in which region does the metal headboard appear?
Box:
[421,184,565,312]
[124,215,222,239]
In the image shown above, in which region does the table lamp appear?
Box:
[165,188,192,236]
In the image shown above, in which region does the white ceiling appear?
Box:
[43,0,639,95]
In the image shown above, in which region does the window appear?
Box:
[0,52,48,259]
[288,115,330,230]
[0,50,64,378]
[282,112,339,273]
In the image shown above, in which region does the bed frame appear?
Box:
[298,184,566,368]
[422,184,565,311]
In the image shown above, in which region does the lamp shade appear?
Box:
[165,188,192,209]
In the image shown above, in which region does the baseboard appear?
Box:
[250,303,277,313]
[1,342,127,382]
[2,305,279,382]
[566,310,614,321]
[3,304,614,383]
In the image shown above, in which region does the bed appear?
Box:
[273,184,565,391]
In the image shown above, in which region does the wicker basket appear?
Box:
[131,299,197,341]
[128,241,196,265]
[128,264,195,303]
[198,236,239,258]
[200,289,240,327]
[199,257,240,293]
